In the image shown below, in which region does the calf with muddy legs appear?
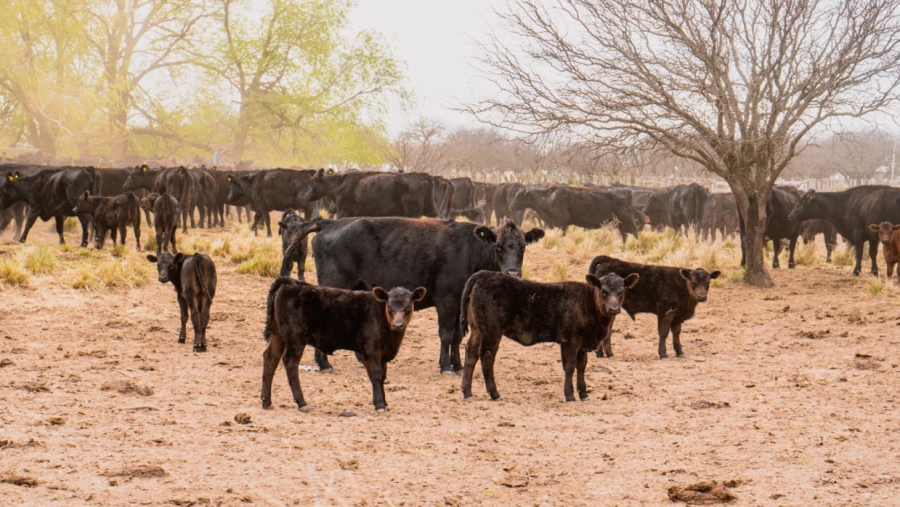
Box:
[459,271,639,402]
[261,277,426,412]
[589,255,719,359]
[870,222,900,284]
[73,191,142,250]
[147,252,217,352]
[141,193,180,255]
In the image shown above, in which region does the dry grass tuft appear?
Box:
[0,256,30,287]
[235,241,281,277]
[21,245,57,274]
[833,245,855,267]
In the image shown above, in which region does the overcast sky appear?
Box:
[348,0,504,135]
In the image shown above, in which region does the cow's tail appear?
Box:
[88,167,102,196]
[459,271,488,338]
[193,253,212,301]
[126,192,141,228]
[263,277,301,342]
[279,219,332,277]
[177,167,194,216]
[424,178,441,218]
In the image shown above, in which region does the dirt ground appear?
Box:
[2,221,900,506]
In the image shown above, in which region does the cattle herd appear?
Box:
[3,164,900,412]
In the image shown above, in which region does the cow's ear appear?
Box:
[623,273,640,288]
[525,228,545,244]
[679,268,692,281]
[585,274,602,288]
[146,255,158,263]
[141,164,148,173]
[13,171,20,179]
[474,226,497,243]
[277,221,286,229]
[351,279,370,291]
[5,173,12,182]
[709,270,721,279]
[893,224,900,230]
[326,168,335,176]
[83,191,90,199]
[411,287,427,301]
[870,224,879,231]
[173,253,185,264]
[372,287,390,301]
[315,168,325,178]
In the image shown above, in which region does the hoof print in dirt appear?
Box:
[233,413,251,424]
[339,410,357,417]
[667,481,737,505]
[339,459,359,471]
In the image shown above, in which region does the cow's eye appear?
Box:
[691,283,697,289]
[601,290,609,297]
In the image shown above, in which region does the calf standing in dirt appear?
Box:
[870,221,900,284]
[589,255,720,359]
[142,193,180,255]
[459,271,639,402]
[261,277,426,412]
[73,191,142,250]
[147,252,217,352]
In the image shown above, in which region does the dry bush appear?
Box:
[143,233,158,253]
[21,245,57,275]
[0,256,29,287]
[832,245,855,267]
[793,242,821,267]
[551,261,568,281]
[72,250,149,290]
[236,241,281,277]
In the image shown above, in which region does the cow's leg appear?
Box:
[576,348,589,401]
[55,215,66,245]
[671,321,686,357]
[364,356,388,412]
[265,212,272,237]
[176,294,188,344]
[868,239,879,276]
[825,239,834,263]
[313,348,334,373]
[461,328,482,399]
[18,212,39,244]
[481,337,502,400]
[170,226,178,253]
[78,214,90,247]
[282,343,309,411]
[851,238,865,276]
[199,296,212,350]
[771,238,781,268]
[787,235,798,269]
[189,295,205,352]
[657,310,677,358]
[118,223,127,246]
[133,222,140,250]
[260,328,285,409]
[888,260,897,285]
[561,341,579,402]
[436,300,461,373]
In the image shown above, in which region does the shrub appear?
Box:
[22,246,57,275]
[236,242,281,277]
[0,257,29,287]
[832,245,855,267]
[867,280,884,296]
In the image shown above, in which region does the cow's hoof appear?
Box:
[852,271,861,276]
[376,408,386,414]
[261,400,272,410]
[463,394,473,400]
[193,345,207,353]
[676,353,685,358]
[298,405,310,413]
[579,394,589,401]
[659,354,668,359]
[491,396,503,401]
[177,338,186,344]
[318,367,335,374]
[441,370,457,376]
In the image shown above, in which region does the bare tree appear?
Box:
[385,119,450,172]
[792,130,895,184]
[469,0,900,286]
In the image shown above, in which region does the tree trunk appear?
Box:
[731,181,774,287]
[232,95,252,162]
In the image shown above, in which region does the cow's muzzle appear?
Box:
[391,322,406,331]
[606,305,621,315]
[503,269,521,277]
[696,294,708,302]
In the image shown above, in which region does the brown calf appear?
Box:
[73,191,142,250]
[147,252,217,352]
[261,277,426,412]
[459,271,639,402]
[869,221,900,283]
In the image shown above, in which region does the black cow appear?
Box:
[451,177,477,210]
[142,193,180,255]
[474,181,497,222]
[589,255,720,359]
[226,169,319,237]
[0,167,98,246]
[73,191,142,250]
[431,175,455,218]
[459,271,638,402]
[802,218,839,263]
[641,183,709,232]
[761,186,803,269]
[277,209,309,280]
[147,252,217,352]
[449,207,485,223]
[123,165,193,232]
[303,170,442,219]
[700,193,738,242]
[788,186,900,276]
[261,277,426,412]
[185,167,217,229]
[281,218,544,373]
[491,183,525,226]
[509,185,645,241]
[0,201,26,239]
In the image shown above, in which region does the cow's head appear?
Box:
[509,189,533,212]
[788,190,821,222]
[373,286,427,331]
[278,211,306,245]
[225,172,246,203]
[586,272,640,315]
[869,221,900,245]
[123,164,151,191]
[474,221,544,277]
[140,193,160,213]
[640,192,668,226]
[147,252,184,284]
[303,168,332,202]
[679,268,721,302]
[0,171,23,208]
[73,191,92,214]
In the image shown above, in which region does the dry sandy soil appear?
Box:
[2,221,900,506]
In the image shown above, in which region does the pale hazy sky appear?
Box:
[348,0,505,134]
